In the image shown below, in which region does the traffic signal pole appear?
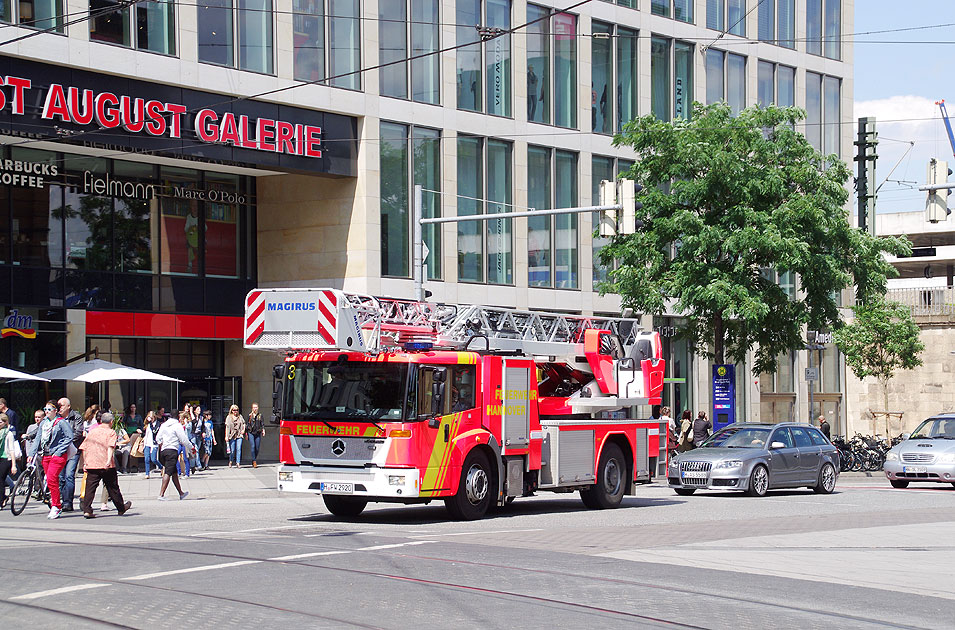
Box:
[412,182,639,301]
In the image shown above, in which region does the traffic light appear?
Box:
[598,179,643,236]
[599,179,616,236]
[926,158,952,223]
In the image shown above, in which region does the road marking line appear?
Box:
[12,583,108,600]
[356,541,436,551]
[413,528,544,537]
[123,560,261,581]
[270,550,354,561]
[192,524,317,536]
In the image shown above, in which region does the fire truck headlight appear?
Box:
[389,475,406,486]
[278,471,294,481]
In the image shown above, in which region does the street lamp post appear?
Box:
[806,331,825,424]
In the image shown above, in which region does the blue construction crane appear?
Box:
[936,100,955,159]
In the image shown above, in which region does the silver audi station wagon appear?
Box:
[667,422,840,497]
[883,414,955,488]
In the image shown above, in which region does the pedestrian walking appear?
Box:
[818,415,831,440]
[225,405,245,468]
[141,411,160,479]
[29,400,74,519]
[200,410,215,470]
[678,410,694,452]
[246,403,265,468]
[692,411,712,448]
[176,411,193,478]
[57,397,84,513]
[0,413,18,509]
[156,412,192,501]
[0,398,19,438]
[79,418,132,519]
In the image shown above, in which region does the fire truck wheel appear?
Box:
[579,442,626,510]
[323,495,368,517]
[446,450,492,520]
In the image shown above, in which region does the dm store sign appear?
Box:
[2,309,36,339]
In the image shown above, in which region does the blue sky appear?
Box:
[854,2,955,212]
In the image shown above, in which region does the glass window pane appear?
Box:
[198,0,233,66]
[205,173,240,277]
[487,139,513,285]
[673,0,692,23]
[705,48,724,105]
[592,21,612,134]
[674,41,692,120]
[379,0,408,98]
[777,0,794,48]
[806,0,822,56]
[527,146,551,287]
[650,37,670,121]
[456,0,481,111]
[526,4,550,124]
[136,0,175,54]
[293,0,324,81]
[411,0,440,104]
[457,136,483,282]
[651,0,669,17]
[728,0,745,36]
[555,151,577,289]
[617,27,638,130]
[62,157,111,272]
[824,0,840,60]
[706,0,723,31]
[805,71,822,151]
[18,0,64,30]
[112,161,155,274]
[757,60,774,106]
[90,0,131,46]
[380,122,409,277]
[9,148,58,267]
[239,0,273,73]
[727,53,745,116]
[329,0,360,89]
[160,167,201,276]
[553,12,576,129]
[414,127,441,279]
[486,0,511,116]
[777,65,794,107]
[592,156,614,285]
[757,0,773,42]
[823,76,840,156]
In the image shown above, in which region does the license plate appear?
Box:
[320,482,354,494]
[903,466,927,473]
[682,471,707,479]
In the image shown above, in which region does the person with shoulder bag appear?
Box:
[245,403,265,468]
[692,411,712,448]
[30,400,74,519]
[678,410,694,452]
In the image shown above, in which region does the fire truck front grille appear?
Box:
[300,437,383,462]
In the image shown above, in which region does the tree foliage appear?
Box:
[833,296,924,410]
[599,102,911,373]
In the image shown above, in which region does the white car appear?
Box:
[883,414,955,488]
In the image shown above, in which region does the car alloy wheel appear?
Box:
[748,465,769,497]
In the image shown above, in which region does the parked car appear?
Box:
[667,422,840,497]
[883,414,955,488]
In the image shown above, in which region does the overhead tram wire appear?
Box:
[700,0,767,54]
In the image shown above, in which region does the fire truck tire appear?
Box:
[579,442,626,510]
[323,495,368,517]
[445,450,492,520]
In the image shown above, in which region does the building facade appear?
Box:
[0,0,853,457]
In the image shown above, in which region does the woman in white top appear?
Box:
[0,413,18,509]
[141,411,159,479]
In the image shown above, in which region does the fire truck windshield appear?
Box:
[284,362,410,421]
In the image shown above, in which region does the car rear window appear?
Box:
[808,428,829,446]
[790,426,813,448]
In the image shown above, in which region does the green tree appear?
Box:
[600,102,911,373]
[833,297,924,412]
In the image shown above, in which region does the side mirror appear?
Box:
[618,357,635,370]
[272,364,284,380]
[431,381,445,416]
[770,441,786,450]
[901,433,910,441]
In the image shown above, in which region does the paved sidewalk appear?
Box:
[94,462,279,502]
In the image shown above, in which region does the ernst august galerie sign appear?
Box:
[0,57,357,176]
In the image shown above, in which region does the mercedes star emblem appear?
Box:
[331,439,346,457]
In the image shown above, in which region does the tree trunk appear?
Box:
[882,378,889,413]
[713,311,725,366]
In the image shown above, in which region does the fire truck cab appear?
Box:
[246,288,665,520]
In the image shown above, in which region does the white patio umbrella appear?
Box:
[0,366,51,381]
[31,359,183,383]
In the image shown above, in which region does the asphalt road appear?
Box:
[1,467,953,629]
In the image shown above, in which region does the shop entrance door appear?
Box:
[179,376,241,459]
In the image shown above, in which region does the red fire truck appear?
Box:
[245,288,666,520]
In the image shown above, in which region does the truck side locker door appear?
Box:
[502,361,531,453]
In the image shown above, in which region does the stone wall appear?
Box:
[845,326,955,437]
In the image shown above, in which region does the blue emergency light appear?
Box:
[403,341,434,352]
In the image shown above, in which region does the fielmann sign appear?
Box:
[0,57,358,176]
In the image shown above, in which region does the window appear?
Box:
[806,72,840,156]
[652,0,692,22]
[91,0,175,53]
[759,353,795,394]
[705,49,745,116]
[617,28,639,129]
[528,146,577,288]
[758,0,794,48]
[527,6,576,128]
[457,0,511,116]
[591,156,632,285]
[0,0,63,32]
[807,0,840,59]
[292,0,360,89]
[599,0,635,7]
[650,37,669,121]
[379,0,439,102]
[649,38,693,122]
[457,136,513,284]
[592,23,637,134]
[198,0,273,73]
[706,0,744,37]
[757,61,796,108]
[379,122,442,279]
[777,65,795,107]
[673,41,693,120]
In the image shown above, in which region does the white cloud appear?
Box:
[854,95,939,126]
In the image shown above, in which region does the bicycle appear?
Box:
[10,451,50,516]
